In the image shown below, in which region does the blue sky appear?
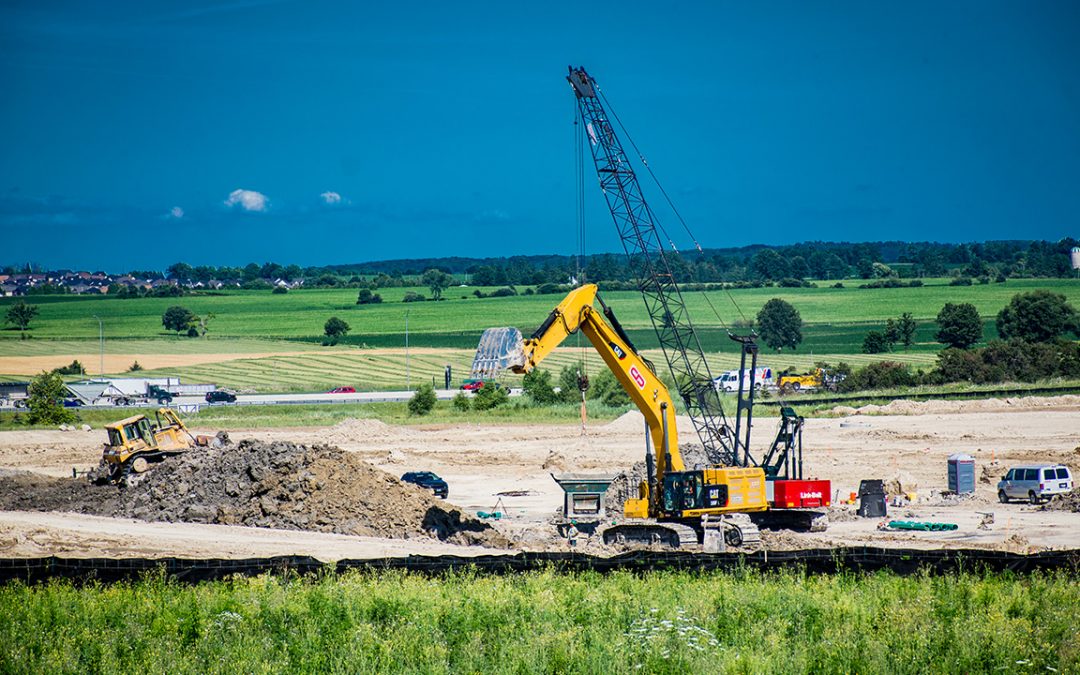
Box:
[2,0,1078,270]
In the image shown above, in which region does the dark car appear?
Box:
[205,390,237,404]
[401,471,448,499]
[62,398,83,407]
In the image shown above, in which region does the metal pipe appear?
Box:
[93,315,103,376]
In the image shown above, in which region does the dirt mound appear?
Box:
[0,440,508,548]
[604,410,646,434]
[884,471,918,496]
[322,418,415,445]
[838,394,1080,417]
[1043,488,1080,513]
[541,450,569,471]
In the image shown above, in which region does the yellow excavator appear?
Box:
[485,283,768,547]
[90,408,228,483]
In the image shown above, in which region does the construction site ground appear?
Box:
[1,395,1078,561]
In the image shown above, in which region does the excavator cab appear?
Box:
[660,468,767,518]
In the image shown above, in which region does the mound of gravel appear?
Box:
[0,440,508,548]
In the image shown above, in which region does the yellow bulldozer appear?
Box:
[90,408,228,483]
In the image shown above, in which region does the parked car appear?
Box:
[326,386,356,394]
[62,398,83,407]
[401,471,449,499]
[461,379,500,392]
[204,390,237,404]
[997,464,1073,504]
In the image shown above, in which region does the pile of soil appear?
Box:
[0,440,508,548]
[830,394,1080,417]
[1043,488,1080,513]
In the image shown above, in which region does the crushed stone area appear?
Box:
[0,439,508,548]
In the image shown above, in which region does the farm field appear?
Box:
[2,569,1077,673]
[0,344,939,393]
[2,278,1076,390]
[2,278,1077,342]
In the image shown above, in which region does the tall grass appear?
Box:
[1,568,1077,673]
[0,399,634,431]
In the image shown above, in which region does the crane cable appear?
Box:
[596,86,750,327]
[573,100,589,427]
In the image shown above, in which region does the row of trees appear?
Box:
[929,290,1078,350]
[140,238,1079,289]
[750,291,1078,355]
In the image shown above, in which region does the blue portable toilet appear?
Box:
[947,453,976,494]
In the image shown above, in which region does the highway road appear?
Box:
[1,389,522,412]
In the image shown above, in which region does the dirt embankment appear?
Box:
[830,394,1080,417]
[0,439,508,548]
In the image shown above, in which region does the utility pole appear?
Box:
[405,309,411,390]
[93,315,104,378]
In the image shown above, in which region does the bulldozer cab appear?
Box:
[107,415,158,453]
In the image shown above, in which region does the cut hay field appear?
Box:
[122,347,939,393]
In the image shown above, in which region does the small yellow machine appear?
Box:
[777,368,826,392]
[96,408,225,481]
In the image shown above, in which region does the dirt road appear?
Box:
[0,397,1077,560]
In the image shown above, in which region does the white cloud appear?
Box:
[320,191,342,205]
[169,206,184,219]
[224,189,268,212]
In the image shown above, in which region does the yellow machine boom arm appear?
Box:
[511,284,684,478]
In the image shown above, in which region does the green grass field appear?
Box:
[3,278,1076,341]
[2,279,1076,392]
[2,568,1077,673]
[0,399,636,431]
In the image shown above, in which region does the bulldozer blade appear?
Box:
[470,327,525,379]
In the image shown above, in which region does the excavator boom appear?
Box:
[511,284,683,480]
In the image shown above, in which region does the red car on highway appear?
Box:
[326,386,356,394]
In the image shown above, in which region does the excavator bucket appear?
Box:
[470,327,525,379]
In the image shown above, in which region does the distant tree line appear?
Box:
[96,237,1076,290]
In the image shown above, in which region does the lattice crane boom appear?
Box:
[567,66,744,467]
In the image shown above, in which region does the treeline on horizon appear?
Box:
[9,238,1079,287]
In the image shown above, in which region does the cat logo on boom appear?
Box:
[608,342,626,359]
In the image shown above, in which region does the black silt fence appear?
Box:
[2,547,1079,585]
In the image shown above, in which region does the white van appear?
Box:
[714,367,773,393]
[997,464,1073,504]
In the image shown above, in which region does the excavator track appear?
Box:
[722,513,761,548]
[601,522,698,549]
[600,515,763,551]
